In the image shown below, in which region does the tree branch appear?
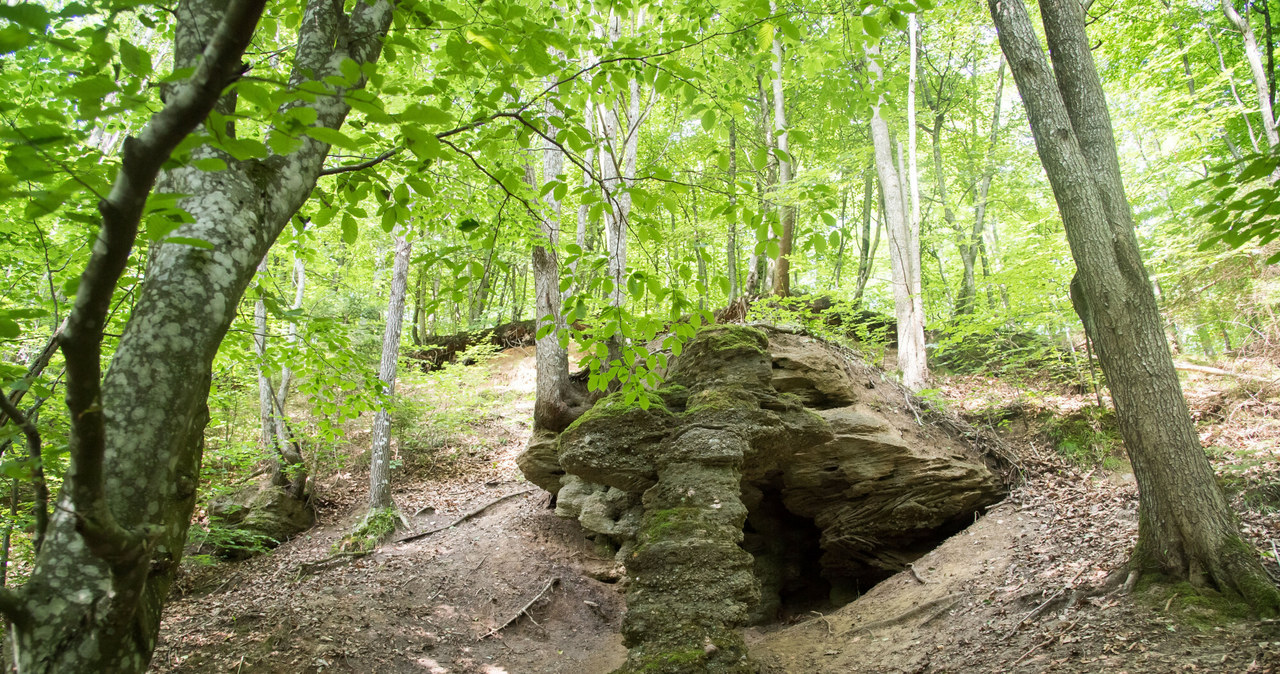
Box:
[0,396,46,552]
[59,0,268,569]
[318,147,401,176]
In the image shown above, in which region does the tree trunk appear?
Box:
[272,253,307,498]
[833,188,848,286]
[254,257,278,454]
[746,74,774,297]
[992,0,1280,614]
[771,28,795,297]
[369,227,412,511]
[727,120,740,299]
[573,53,596,297]
[1224,0,1280,146]
[854,165,879,305]
[530,87,573,432]
[1206,17,1262,152]
[7,0,394,667]
[868,41,928,391]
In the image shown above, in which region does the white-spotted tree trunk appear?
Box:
[4,0,395,669]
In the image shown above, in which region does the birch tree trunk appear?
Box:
[254,257,278,452]
[530,84,573,432]
[1224,0,1280,147]
[272,253,307,498]
[992,0,1280,614]
[771,29,795,297]
[868,44,929,391]
[369,227,412,512]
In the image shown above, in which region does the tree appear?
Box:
[770,20,796,297]
[989,0,1280,612]
[368,225,412,513]
[0,0,397,667]
[867,42,929,391]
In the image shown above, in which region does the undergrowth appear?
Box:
[1043,405,1124,468]
[391,340,513,476]
[336,507,399,553]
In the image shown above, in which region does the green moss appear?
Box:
[695,325,768,355]
[633,649,705,672]
[640,507,710,543]
[564,390,673,435]
[1043,405,1121,467]
[335,507,398,554]
[1139,578,1252,630]
[684,387,754,417]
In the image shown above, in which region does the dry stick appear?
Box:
[398,488,535,544]
[1173,361,1275,383]
[1011,617,1080,668]
[478,577,559,641]
[1002,568,1087,641]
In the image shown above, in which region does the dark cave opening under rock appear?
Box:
[741,480,982,626]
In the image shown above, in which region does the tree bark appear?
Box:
[992,0,1280,613]
[369,227,412,511]
[853,166,880,305]
[1224,0,1280,146]
[771,27,795,297]
[8,0,395,667]
[868,42,928,391]
[530,85,573,432]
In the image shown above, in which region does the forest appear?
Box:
[0,0,1279,669]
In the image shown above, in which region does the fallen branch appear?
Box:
[1011,617,1080,667]
[478,577,559,640]
[397,488,534,544]
[1002,568,1086,640]
[294,550,371,579]
[1174,362,1272,383]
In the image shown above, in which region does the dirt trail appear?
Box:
[155,349,1280,673]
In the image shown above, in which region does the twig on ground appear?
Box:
[295,550,371,578]
[1011,617,1080,667]
[809,610,835,636]
[397,488,535,544]
[1002,568,1087,640]
[477,577,559,641]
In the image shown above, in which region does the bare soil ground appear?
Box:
[155,349,1280,673]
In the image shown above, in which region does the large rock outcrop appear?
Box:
[518,325,1006,673]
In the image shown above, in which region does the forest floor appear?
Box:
[153,345,1280,673]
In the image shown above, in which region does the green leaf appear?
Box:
[864,15,883,38]
[342,213,359,244]
[0,319,19,338]
[119,39,152,76]
[162,236,215,249]
[304,126,360,150]
[0,3,48,31]
[701,109,716,132]
[193,157,227,172]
